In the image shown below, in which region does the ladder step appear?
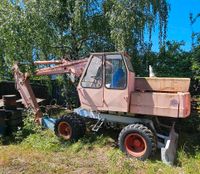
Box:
[92,119,104,132]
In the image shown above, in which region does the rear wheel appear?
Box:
[54,114,86,141]
[118,123,157,160]
[57,121,72,140]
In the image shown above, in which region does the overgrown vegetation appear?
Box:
[0,107,200,173]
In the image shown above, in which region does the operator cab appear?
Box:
[77,52,135,112]
[105,54,127,89]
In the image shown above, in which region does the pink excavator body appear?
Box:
[13,52,191,123]
[77,52,191,118]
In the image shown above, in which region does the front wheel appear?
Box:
[118,123,157,160]
[54,114,85,141]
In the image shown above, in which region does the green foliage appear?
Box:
[106,0,169,51]
[189,13,200,94]
[12,111,68,151]
[0,135,3,145]
[13,111,41,143]
[18,127,114,153]
[0,0,169,78]
[1,0,198,103]
[0,0,172,107]
[154,41,192,77]
[21,130,63,152]
[133,41,193,78]
[191,46,200,93]
[0,0,58,79]
[0,106,200,173]
[191,48,200,81]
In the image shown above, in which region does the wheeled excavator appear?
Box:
[12,52,191,165]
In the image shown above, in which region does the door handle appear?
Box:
[124,96,128,102]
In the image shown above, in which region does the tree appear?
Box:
[190,13,200,94]
[0,0,170,106]
[153,41,192,77]
[0,0,170,72]
[0,0,58,79]
[103,0,169,75]
[105,0,169,50]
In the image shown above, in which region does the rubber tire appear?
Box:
[54,114,86,141]
[118,123,157,160]
[70,113,86,138]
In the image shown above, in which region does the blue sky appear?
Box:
[151,0,200,51]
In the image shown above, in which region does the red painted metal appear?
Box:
[130,91,191,118]
[124,133,147,157]
[58,121,72,140]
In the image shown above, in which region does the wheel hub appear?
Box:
[58,121,72,140]
[133,139,142,147]
[124,133,147,157]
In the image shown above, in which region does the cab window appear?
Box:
[105,54,127,89]
[124,56,134,72]
[81,55,103,88]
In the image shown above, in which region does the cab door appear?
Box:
[78,55,104,110]
[104,54,129,112]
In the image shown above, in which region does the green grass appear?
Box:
[0,109,200,174]
[0,128,200,174]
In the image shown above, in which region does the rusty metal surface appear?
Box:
[2,95,17,109]
[135,77,190,92]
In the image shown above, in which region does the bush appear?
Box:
[13,110,41,143]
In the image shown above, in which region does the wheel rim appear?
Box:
[58,121,72,140]
[124,133,147,157]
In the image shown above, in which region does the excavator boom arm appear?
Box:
[35,58,88,76]
[12,64,43,123]
[12,58,88,123]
